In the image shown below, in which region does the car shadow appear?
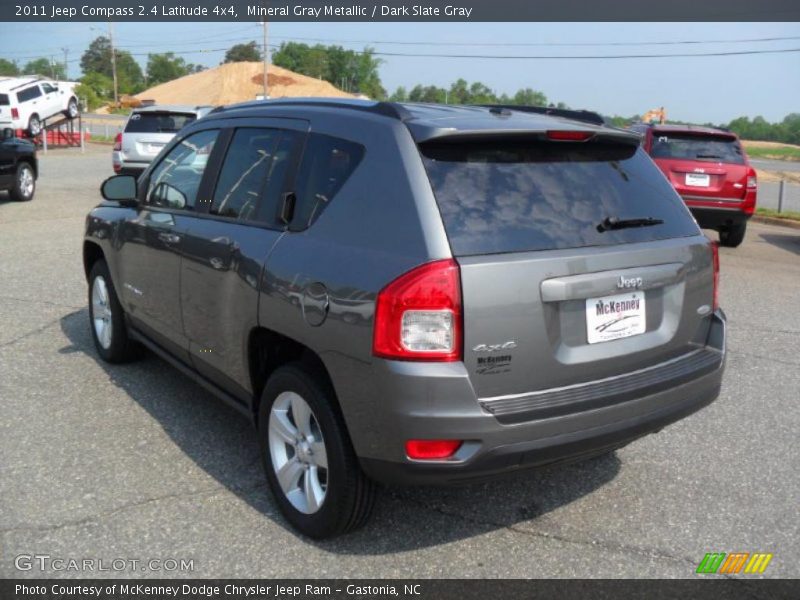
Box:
[758,231,800,255]
[60,308,621,554]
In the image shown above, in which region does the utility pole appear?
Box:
[61,47,69,80]
[109,22,118,106]
[262,19,269,98]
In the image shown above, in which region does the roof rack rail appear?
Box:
[476,104,605,126]
[212,98,413,122]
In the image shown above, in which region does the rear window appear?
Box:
[421,141,699,256]
[650,133,745,165]
[0,94,8,106]
[125,111,196,134]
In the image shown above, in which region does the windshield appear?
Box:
[650,133,745,165]
[125,111,196,134]
[0,94,9,106]
[420,141,699,256]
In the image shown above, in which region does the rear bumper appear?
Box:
[688,206,751,230]
[358,310,726,485]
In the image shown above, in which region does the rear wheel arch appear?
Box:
[248,328,339,426]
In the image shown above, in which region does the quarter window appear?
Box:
[211,127,298,223]
[146,129,218,210]
[292,133,364,230]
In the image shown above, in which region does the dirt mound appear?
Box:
[743,140,800,150]
[134,62,354,106]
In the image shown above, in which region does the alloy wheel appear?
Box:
[268,391,328,514]
[91,276,113,350]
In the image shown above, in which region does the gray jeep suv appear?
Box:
[84,99,726,538]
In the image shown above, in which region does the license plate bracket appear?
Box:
[585,291,646,344]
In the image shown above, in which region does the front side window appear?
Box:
[146,129,218,210]
[40,83,56,94]
[292,133,364,230]
[211,127,298,222]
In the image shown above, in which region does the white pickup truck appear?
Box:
[0,77,80,136]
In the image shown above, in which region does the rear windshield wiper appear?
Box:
[597,216,664,232]
[696,154,722,159]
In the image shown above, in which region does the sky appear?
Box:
[1,21,798,123]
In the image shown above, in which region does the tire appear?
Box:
[65,97,79,119]
[9,162,35,201]
[258,363,376,539]
[88,259,139,363]
[719,221,747,248]
[28,114,41,137]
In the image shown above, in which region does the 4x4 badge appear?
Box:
[473,341,517,352]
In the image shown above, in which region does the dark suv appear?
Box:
[630,123,757,247]
[0,127,37,201]
[84,100,726,538]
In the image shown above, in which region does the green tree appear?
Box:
[23,57,66,80]
[80,36,144,95]
[0,58,19,76]
[223,41,262,63]
[146,52,192,86]
[511,88,548,106]
[389,86,408,102]
[272,42,385,98]
[75,72,114,109]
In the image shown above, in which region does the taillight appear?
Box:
[711,242,720,312]
[746,168,757,189]
[373,259,462,361]
[405,440,462,460]
[113,133,122,151]
[546,130,594,142]
[11,107,19,120]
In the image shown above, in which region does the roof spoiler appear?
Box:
[476,105,606,126]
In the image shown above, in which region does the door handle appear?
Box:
[158,232,181,244]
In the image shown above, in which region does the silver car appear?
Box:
[112,104,213,176]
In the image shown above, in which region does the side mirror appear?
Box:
[151,181,187,210]
[2,128,13,141]
[101,175,138,207]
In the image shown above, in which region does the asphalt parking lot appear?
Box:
[1,146,798,579]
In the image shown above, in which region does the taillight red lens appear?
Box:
[113,133,122,151]
[746,167,757,189]
[11,108,19,120]
[405,440,462,460]
[373,259,462,361]
[546,130,594,142]
[711,242,720,311]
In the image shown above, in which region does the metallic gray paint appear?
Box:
[84,100,727,485]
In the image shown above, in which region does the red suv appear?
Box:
[631,124,757,247]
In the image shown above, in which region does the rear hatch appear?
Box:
[420,135,715,401]
[122,111,196,162]
[0,93,11,127]
[649,130,748,202]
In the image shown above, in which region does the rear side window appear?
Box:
[291,133,364,230]
[0,94,9,106]
[211,127,299,223]
[17,86,42,103]
[650,133,745,165]
[421,141,699,256]
[125,112,196,134]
